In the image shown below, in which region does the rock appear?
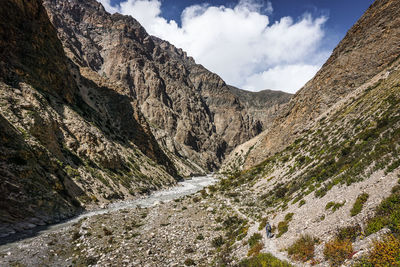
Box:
[225,0,400,170]
[0,0,178,233]
[43,0,291,174]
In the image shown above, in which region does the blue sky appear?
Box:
[119,0,373,41]
[100,0,375,93]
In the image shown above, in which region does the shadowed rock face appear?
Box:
[0,0,77,103]
[231,0,400,169]
[227,85,292,131]
[43,0,291,174]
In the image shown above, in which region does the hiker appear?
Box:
[265,222,272,238]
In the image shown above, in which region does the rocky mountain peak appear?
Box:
[43,0,292,174]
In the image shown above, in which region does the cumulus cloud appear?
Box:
[243,64,321,93]
[100,0,329,93]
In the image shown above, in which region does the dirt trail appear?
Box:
[225,198,296,265]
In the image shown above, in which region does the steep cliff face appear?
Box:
[0,0,77,103]
[228,86,292,131]
[0,0,179,236]
[42,0,291,174]
[227,0,400,169]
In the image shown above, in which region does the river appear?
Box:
[0,174,217,248]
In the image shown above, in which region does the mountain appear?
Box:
[42,0,291,175]
[0,0,180,236]
[0,0,290,237]
[228,86,292,131]
[215,0,400,265]
[223,0,400,171]
[1,0,400,266]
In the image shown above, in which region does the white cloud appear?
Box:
[99,0,329,93]
[243,64,321,93]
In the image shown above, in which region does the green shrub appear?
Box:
[247,242,264,257]
[299,200,306,207]
[184,258,195,266]
[324,238,353,266]
[336,224,362,242]
[284,213,294,221]
[350,193,369,216]
[366,186,400,235]
[392,185,400,194]
[325,201,346,212]
[211,235,224,248]
[287,235,317,262]
[248,233,262,248]
[258,217,268,231]
[386,159,400,174]
[239,253,292,267]
[208,185,217,193]
[196,234,204,240]
[368,234,400,266]
[277,221,289,238]
[366,217,388,235]
[277,213,294,238]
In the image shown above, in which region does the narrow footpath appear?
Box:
[225,198,297,265]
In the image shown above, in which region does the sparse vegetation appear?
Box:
[103,227,112,236]
[336,224,362,242]
[239,253,292,267]
[323,238,353,266]
[258,217,268,231]
[196,234,204,240]
[184,258,196,266]
[248,233,262,248]
[211,235,224,248]
[367,234,400,266]
[247,242,263,257]
[350,193,369,216]
[366,184,400,235]
[277,213,294,238]
[72,230,81,240]
[287,235,318,262]
[325,201,346,212]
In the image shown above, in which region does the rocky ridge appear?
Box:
[224,0,400,170]
[42,0,291,175]
[0,0,179,237]
[215,56,400,265]
[213,0,400,263]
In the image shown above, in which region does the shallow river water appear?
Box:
[0,175,217,248]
